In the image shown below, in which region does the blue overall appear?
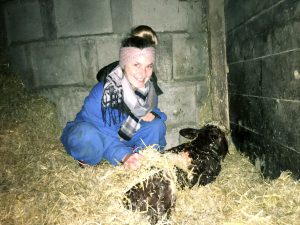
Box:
[60,82,167,166]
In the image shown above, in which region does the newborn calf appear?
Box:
[122,124,228,224]
[166,124,228,188]
[123,170,176,225]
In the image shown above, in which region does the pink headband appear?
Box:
[119,47,155,68]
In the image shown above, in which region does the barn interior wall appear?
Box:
[0,0,213,148]
[225,0,300,179]
[0,2,7,64]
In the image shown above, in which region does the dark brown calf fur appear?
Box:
[166,124,228,188]
[123,124,228,224]
[123,170,176,225]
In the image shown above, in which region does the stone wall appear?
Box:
[1,0,211,148]
[225,0,300,179]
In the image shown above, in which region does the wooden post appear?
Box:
[207,0,230,129]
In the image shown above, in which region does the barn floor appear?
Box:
[0,73,299,225]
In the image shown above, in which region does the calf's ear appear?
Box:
[179,128,199,139]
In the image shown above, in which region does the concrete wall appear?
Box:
[225,0,300,179]
[1,0,212,148]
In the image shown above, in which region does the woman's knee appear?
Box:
[61,122,104,165]
[135,119,166,145]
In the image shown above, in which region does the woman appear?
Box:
[60,35,167,170]
[96,25,163,95]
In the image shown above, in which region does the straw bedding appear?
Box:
[0,72,299,225]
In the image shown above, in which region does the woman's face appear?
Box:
[124,54,154,89]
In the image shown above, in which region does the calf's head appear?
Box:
[179,124,228,160]
[166,124,229,187]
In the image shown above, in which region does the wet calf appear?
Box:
[166,124,228,188]
[122,124,228,224]
[123,170,176,225]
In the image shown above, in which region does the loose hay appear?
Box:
[0,73,299,225]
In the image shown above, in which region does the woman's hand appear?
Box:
[122,153,144,170]
[141,112,155,122]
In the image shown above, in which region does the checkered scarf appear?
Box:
[101,66,157,140]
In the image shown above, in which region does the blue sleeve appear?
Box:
[152,107,167,121]
[76,82,124,130]
[75,82,132,165]
[75,82,104,124]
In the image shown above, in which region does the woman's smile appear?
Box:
[124,54,154,88]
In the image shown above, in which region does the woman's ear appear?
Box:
[179,128,200,140]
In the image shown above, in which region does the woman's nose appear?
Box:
[138,66,147,77]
